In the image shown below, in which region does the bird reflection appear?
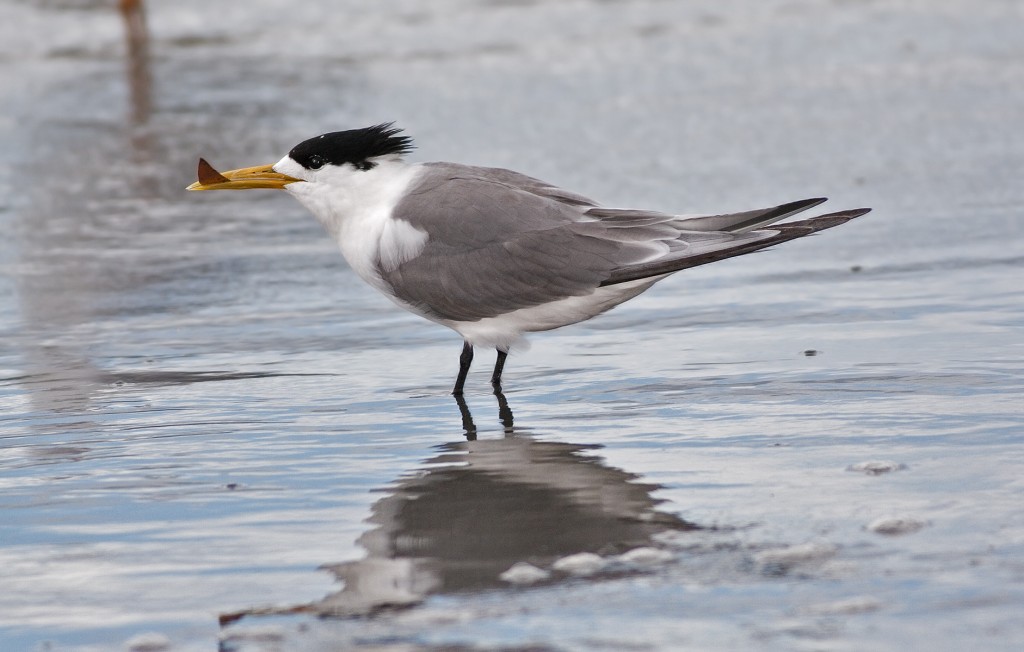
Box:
[222,396,698,623]
[455,389,514,439]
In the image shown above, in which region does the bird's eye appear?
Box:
[308,155,325,170]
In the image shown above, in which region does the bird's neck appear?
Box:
[288,158,425,290]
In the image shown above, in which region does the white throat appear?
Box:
[277,156,427,292]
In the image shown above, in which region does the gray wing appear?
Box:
[590,197,828,233]
[383,164,652,321]
[383,164,868,321]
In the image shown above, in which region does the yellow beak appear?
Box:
[186,158,301,191]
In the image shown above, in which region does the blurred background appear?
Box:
[1,1,1022,651]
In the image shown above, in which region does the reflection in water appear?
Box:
[119,0,151,126]
[13,0,157,421]
[456,390,514,439]
[223,396,698,623]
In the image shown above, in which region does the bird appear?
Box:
[187,123,870,395]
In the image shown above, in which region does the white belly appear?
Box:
[442,277,662,350]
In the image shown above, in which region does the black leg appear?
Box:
[452,341,474,396]
[491,349,508,389]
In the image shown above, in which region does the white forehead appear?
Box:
[273,156,308,179]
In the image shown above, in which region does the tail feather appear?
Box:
[599,207,871,287]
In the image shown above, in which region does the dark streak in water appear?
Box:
[3,370,332,388]
[105,370,332,386]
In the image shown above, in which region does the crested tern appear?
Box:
[188,124,870,394]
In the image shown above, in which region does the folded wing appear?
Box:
[384,164,869,321]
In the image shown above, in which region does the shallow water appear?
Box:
[1,1,1023,650]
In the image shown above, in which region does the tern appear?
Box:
[188,124,869,394]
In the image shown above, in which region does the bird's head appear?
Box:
[186,123,415,194]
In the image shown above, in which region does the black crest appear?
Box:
[289,123,414,171]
